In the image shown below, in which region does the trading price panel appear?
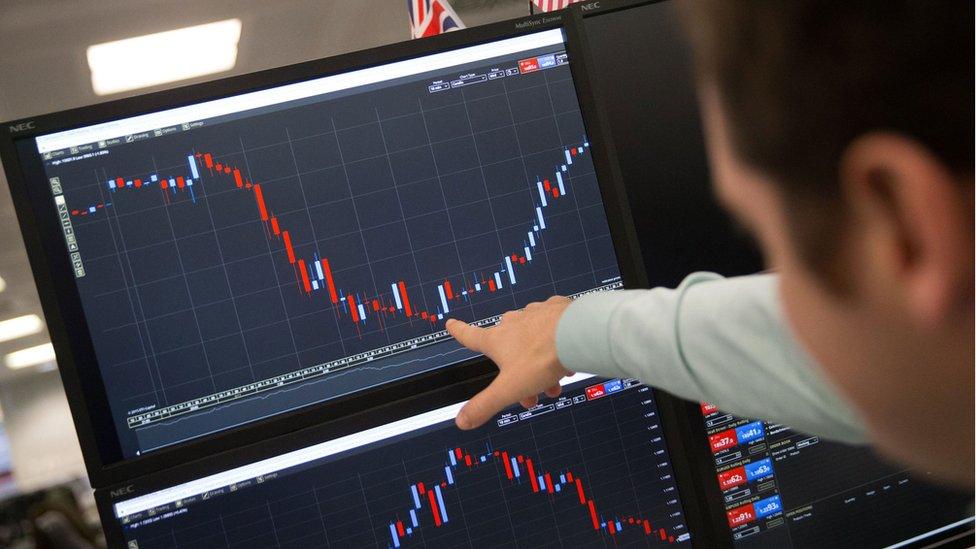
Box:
[115,378,690,548]
[700,403,973,548]
[35,37,622,457]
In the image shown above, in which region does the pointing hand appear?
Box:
[446,296,573,430]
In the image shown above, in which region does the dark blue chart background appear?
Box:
[39,45,621,458]
[117,379,689,548]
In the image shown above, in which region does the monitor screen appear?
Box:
[15,28,624,462]
[107,375,691,548]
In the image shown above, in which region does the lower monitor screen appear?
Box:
[700,404,974,548]
[23,28,622,460]
[111,376,690,548]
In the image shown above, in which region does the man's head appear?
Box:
[684,1,974,484]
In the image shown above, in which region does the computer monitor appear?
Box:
[580,1,975,547]
[0,14,643,484]
[578,0,761,282]
[99,374,695,548]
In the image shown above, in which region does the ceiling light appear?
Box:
[0,276,6,293]
[5,343,56,370]
[0,314,44,343]
[87,19,242,96]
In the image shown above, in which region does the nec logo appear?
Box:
[580,2,602,11]
[8,121,36,133]
[110,484,135,498]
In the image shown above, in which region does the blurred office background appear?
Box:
[0,1,530,546]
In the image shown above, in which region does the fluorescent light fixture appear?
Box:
[0,276,6,293]
[0,314,44,343]
[87,19,242,96]
[4,343,56,370]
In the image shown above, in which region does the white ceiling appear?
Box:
[0,0,529,381]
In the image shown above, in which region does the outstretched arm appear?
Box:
[446,273,867,444]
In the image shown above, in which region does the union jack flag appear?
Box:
[408,0,465,39]
[531,0,584,12]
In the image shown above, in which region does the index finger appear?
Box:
[456,373,520,430]
[446,318,489,354]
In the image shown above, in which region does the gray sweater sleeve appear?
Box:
[555,273,868,444]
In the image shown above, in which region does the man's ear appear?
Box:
[840,132,974,326]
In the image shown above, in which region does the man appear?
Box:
[445,1,974,486]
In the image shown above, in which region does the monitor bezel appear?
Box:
[562,7,736,548]
[0,9,646,487]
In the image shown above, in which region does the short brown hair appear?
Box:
[684,1,974,274]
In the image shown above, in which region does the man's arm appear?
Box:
[557,273,867,444]
[446,273,867,444]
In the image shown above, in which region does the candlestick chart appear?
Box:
[40,55,623,457]
[117,379,691,548]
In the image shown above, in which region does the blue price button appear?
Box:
[753,495,783,519]
[735,421,765,444]
[604,379,623,394]
[744,458,774,482]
